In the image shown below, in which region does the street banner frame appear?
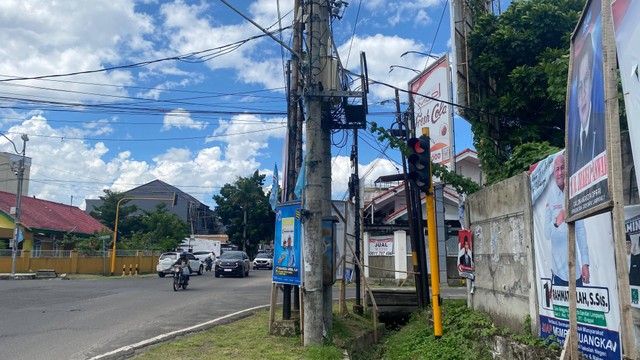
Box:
[272,201,302,286]
[531,150,621,359]
[612,0,640,195]
[565,0,612,222]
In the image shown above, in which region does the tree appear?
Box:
[465,0,585,183]
[213,170,276,255]
[89,190,143,237]
[123,204,190,252]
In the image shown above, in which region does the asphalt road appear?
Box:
[0,269,276,360]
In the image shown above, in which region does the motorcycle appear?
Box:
[204,257,213,272]
[172,265,189,291]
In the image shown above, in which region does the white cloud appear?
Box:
[161,108,207,131]
[0,0,154,102]
[337,34,441,102]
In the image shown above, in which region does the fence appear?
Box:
[0,250,162,275]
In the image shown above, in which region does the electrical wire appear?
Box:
[422,0,449,71]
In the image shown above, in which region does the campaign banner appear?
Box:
[272,201,302,286]
[457,229,474,279]
[531,150,621,359]
[369,235,394,256]
[612,0,640,200]
[566,0,610,219]
[625,205,640,308]
[409,54,454,168]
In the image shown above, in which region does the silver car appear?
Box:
[252,252,273,270]
[156,252,203,277]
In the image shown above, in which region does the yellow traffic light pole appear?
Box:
[110,194,177,275]
[422,128,443,338]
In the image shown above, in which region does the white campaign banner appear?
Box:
[409,55,454,168]
[624,204,640,309]
[531,150,621,359]
[612,0,640,195]
[369,236,394,256]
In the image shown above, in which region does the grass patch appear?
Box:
[132,299,559,360]
[133,305,374,360]
[354,300,560,360]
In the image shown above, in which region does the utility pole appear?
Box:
[351,125,362,314]
[10,134,29,277]
[303,0,330,345]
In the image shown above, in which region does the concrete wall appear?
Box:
[466,172,537,333]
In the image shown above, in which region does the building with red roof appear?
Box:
[0,191,108,254]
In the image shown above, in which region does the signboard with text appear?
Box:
[409,54,454,169]
[272,201,302,286]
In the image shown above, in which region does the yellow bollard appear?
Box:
[129,264,133,276]
[122,265,126,277]
[135,264,139,275]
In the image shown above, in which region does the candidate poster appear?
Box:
[532,150,621,359]
[457,229,474,279]
[272,201,302,286]
[409,54,454,168]
[566,0,610,220]
[625,205,640,309]
[612,0,640,193]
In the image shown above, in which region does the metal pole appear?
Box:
[352,128,362,314]
[10,135,28,277]
[423,128,442,337]
[103,237,106,276]
[110,198,124,275]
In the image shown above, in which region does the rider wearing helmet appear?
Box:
[173,251,193,283]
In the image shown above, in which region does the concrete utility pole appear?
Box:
[303,0,330,345]
[10,134,29,277]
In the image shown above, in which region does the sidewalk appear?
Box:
[0,269,59,280]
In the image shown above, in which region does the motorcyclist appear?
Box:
[173,251,192,284]
[204,255,213,271]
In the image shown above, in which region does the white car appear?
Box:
[252,252,274,270]
[156,252,203,277]
[192,250,215,263]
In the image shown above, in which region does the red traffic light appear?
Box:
[408,135,429,154]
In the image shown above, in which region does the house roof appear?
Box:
[0,191,107,235]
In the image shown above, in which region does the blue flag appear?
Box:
[294,156,305,198]
[17,228,24,243]
[269,163,278,211]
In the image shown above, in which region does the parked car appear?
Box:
[252,252,273,270]
[156,252,203,277]
[215,250,250,278]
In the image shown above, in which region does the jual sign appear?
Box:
[409,54,454,169]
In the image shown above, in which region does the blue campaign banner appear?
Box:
[272,201,302,286]
[539,315,621,359]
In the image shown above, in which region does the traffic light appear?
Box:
[407,135,431,192]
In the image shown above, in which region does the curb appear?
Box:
[88,304,270,360]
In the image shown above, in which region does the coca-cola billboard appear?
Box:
[409,55,454,168]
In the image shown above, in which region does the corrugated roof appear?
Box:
[0,191,108,235]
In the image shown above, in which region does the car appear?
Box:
[156,252,203,277]
[215,250,250,278]
[252,252,273,270]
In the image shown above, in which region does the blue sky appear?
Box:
[0,0,478,209]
